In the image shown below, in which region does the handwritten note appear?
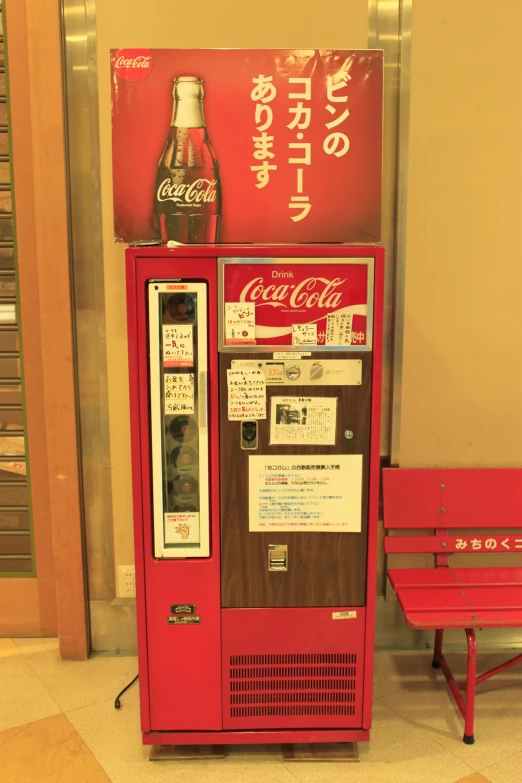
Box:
[225,303,256,345]
[292,323,317,346]
[326,312,353,346]
[227,368,266,420]
[163,325,194,367]
[164,372,195,415]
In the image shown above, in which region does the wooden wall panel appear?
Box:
[4,0,88,658]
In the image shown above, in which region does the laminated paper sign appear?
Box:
[227,368,266,420]
[163,325,193,367]
[164,372,194,415]
[249,454,363,532]
[164,512,200,544]
[225,303,256,346]
[270,397,337,445]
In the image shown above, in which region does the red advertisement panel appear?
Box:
[111,49,383,244]
[223,261,370,347]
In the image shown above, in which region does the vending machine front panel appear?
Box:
[126,245,384,745]
[148,281,210,558]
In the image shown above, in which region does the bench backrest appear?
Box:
[383,468,522,556]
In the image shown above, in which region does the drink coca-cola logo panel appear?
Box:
[223,261,370,347]
[111,49,383,244]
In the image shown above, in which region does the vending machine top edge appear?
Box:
[126,244,384,747]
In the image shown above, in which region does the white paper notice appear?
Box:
[164,372,194,415]
[225,303,256,345]
[227,368,266,420]
[164,512,200,544]
[326,312,353,346]
[270,397,336,445]
[249,454,363,532]
[292,323,317,346]
[163,325,194,367]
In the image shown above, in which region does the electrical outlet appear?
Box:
[118,565,136,598]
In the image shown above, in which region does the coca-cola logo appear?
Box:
[113,49,152,82]
[239,276,346,309]
[157,178,217,207]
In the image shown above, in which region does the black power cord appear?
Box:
[114,674,139,709]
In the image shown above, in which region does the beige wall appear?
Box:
[399,0,522,466]
[95,0,370,582]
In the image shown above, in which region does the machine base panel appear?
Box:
[283,742,359,762]
[143,729,370,745]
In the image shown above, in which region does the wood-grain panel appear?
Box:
[220,352,372,608]
[6,0,86,653]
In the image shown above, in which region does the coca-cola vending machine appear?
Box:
[126,244,384,752]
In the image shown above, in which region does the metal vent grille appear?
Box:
[229,653,357,718]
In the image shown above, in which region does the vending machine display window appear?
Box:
[148,282,209,558]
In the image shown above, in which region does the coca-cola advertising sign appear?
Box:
[111,49,383,244]
[113,48,152,82]
[223,261,370,348]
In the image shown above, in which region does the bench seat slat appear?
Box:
[396,585,522,612]
[400,609,522,630]
[388,567,522,588]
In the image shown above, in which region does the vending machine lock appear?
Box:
[268,544,288,571]
[241,420,258,450]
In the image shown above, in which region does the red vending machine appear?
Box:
[126,244,384,749]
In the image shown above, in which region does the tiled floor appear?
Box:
[0,638,521,783]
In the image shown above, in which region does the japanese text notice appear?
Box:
[164,372,194,415]
[270,397,336,445]
[326,311,353,346]
[164,512,200,544]
[225,302,256,345]
[248,454,362,532]
[163,325,194,367]
[227,368,266,420]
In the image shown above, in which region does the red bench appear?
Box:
[383,467,522,744]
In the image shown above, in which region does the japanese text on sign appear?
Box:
[324,67,351,158]
[326,311,353,346]
[455,536,522,551]
[288,77,312,222]
[227,368,266,421]
[292,323,317,346]
[249,454,362,532]
[251,75,277,189]
[164,512,200,545]
[225,302,256,345]
[163,325,193,367]
[250,65,353,223]
[270,397,337,446]
[164,372,194,415]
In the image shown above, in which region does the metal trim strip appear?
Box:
[390,0,412,465]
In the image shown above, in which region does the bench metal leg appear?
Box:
[462,651,522,688]
[463,628,477,745]
[432,629,444,669]
[434,628,477,744]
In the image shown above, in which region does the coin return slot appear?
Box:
[268,544,288,572]
[241,420,258,450]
